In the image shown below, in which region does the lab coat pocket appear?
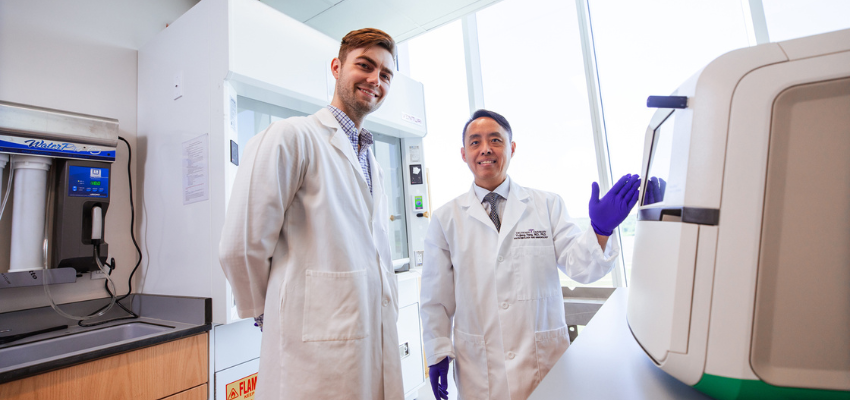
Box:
[534,325,570,386]
[453,329,489,400]
[302,269,370,341]
[514,246,561,301]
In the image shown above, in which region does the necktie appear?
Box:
[484,192,502,232]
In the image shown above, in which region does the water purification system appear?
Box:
[627,29,850,399]
[0,101,118,292]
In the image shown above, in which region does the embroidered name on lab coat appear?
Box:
[514,229,548,239]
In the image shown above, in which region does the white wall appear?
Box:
[0,3,140,312]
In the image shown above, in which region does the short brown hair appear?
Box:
[338,28,396,63]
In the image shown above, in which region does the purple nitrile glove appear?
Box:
[589,174,641,236]
[644,176,667,206]
[429,357,451,400]
[254,314,264,332]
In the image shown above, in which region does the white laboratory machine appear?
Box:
[627,28,850,399]
[0,102,118,287]
[137,1,430,398]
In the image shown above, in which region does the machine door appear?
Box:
[751,76,850,391]
[627,221,698,363]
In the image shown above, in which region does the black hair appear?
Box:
[462,109,513,145]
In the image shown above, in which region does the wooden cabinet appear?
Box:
[0,333,208,400]
[162,384,208,400]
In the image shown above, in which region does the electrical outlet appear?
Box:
[415,251,424,266]
[91,270,107,280]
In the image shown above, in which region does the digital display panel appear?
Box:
[68,165,109,198]
[642,112,675,206]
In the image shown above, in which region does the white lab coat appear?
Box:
[219,108,403,400]
[420,179,619,400]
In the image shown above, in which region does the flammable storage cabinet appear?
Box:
[137,1,430,399]
[627,28,850,400]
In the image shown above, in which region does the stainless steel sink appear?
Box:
[0,322,174,369]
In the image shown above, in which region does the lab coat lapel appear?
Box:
[460,186,499,233]
[317,109,373,205]
[498,181,530,245]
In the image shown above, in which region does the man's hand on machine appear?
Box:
[589,174,641,236]
[644,176,666,205]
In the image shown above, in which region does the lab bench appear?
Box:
[0,294,212,399]
[529,287,711,399]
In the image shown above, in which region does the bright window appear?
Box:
[762,0,850,42]
[477,0,607,287]
[588,0,751,283]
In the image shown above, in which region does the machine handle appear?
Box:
[646,95,688,109]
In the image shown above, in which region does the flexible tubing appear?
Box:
[0,162,13,221]
[0,154,7,218]
[39,163,117,321]
[43,245,117,321]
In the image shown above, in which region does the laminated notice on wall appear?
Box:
[182,133,210,205]
[226,373,257,400]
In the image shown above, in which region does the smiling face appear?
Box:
[461,117,516,191]
[330,45,395,127]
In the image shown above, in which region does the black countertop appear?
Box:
[0,294,212,383]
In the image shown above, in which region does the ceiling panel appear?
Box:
[304,0,419,42]
[261,0,503,42]
[412,0,501,31]
[385,0,479,26]
[259,0,340,22]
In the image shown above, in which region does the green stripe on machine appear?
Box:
[693,374,850,400]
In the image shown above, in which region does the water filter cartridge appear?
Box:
[9,155,52,272]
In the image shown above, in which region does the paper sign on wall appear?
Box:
[182,133,210,205]
[226,373,257,400]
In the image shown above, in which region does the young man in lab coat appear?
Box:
[219,28,404,400]
[421,109,640,400]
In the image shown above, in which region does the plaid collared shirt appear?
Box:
[327,105,373,194]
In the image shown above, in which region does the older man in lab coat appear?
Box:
[219,28,403,400]
[421,109,640,400]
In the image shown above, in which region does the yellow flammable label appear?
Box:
[226,373,257,400]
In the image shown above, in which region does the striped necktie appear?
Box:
[484,192,502,232]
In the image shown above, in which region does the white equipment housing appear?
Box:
[138,1,430,399]
[628,28,850,398]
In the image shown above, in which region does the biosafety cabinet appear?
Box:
[628,28,850,399]
[137,0,430,399]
